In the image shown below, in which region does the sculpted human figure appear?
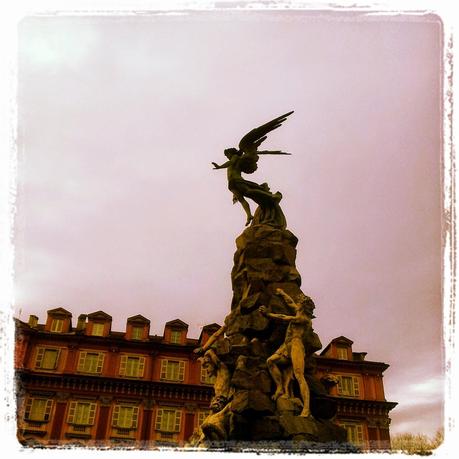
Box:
[194,345,232,444]
[259,288,314,417]
[212,111,293,226]
[198,348,231,406]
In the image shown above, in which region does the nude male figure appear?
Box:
[259,288,313,417]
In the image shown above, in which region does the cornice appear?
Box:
[16,369,214,399]
[16,329,200,352]
[313,355,390,372]
[330,395,398,411]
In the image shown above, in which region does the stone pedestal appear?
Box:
[193,223,351,451]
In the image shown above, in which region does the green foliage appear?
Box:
[391,429,444,455]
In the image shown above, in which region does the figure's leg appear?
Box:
[267,354,287,401]
[282,366,294,399]
[291,342,311,417]
[236,196,253,225]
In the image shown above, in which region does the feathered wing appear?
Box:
[238,111,294,155]
[257,150,291,156]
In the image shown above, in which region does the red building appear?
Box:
[15,308,397,450]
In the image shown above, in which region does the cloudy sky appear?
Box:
[14,10,443,437]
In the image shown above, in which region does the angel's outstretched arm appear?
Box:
[212,161,231,170]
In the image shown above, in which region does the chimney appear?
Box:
[28,315,38,328]
[76,314,87,332]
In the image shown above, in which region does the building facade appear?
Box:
[15,308,397,450]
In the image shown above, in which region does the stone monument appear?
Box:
[190,112,350,451]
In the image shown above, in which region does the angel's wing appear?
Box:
[238,111,294,155]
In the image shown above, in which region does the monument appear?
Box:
[190,112,350,451]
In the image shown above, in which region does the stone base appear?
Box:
[194,440,359,453]
[228,412,348,443]
[198,414,356,452]
[192,223,351,449]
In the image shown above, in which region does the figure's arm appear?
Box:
[259,306,295,322]
[212,161,231,170]
[275,288,298,310]
[193,325,227,355]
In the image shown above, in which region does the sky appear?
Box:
[11,10,444,439]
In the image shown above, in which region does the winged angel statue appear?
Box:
[212,111,294,228]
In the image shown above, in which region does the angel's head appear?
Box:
[224,148,240,159]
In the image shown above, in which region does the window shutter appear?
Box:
[35,348,45,368]
[174,410,182,432]
[352,376,360,396]
[160,360,167,380]
[337,376,343,395]
[155,408,163,430]
[88,403,97,425]
[96,353,104,374]
[112,405,120,427]
[356,425,364,443]
[52,349,60,369]
[77,352,87,372]
[132,406,139,428]
[119,355,127,376]
[67,401,77,423]
[42,349,59,369]
[29,399,46,421]
[201,365,206,382]
[138,357,145,378]
[24,398,33,419]
[178,361,185,381]
[44,400,53,421]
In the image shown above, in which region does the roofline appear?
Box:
[164,319,189,329]
[314,354,390,372]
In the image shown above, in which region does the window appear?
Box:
[200,364,216,385]
[35,348,60,370]
[155,408,182,432]
[170,330,182,344]
[24,398,53,422]
[50,319,64,332]
[67,401,97,425]
[77,351,105,374]
[341,422,364,446]
[160,359,185,382]
[131,326,143,340]
[337,375,361,397]
[336,346,348,360]
[91,323,104,336]
[119,355,146,378]
[112,405,139,429]
[197,410,210,426]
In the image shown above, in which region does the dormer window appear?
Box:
[131,326,143,340]
[170,330,182,344]
[91,323,104,336]
[50,319,64,333]
[336,345,348,360]
[46,308,72,333]
[86,311,112,337]
[126,315,150,341]
[319,336,354,359]
[164,319,188,344]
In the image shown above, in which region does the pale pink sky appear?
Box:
[14,11,443,437]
